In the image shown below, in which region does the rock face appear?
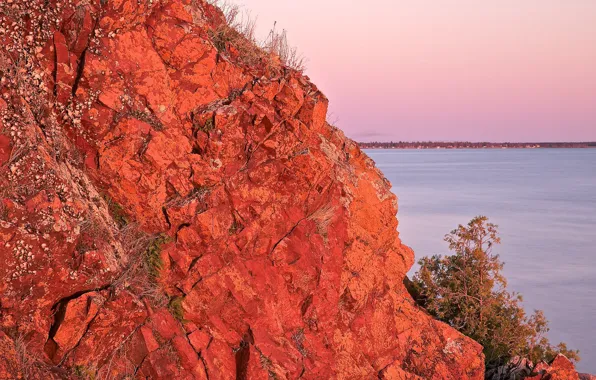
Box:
[526,355,580,380]
[486,355,587,380]
[0,0,484,378]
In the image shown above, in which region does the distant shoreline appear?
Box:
[359,142,596,149]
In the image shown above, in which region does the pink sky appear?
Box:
[239,0,596,142]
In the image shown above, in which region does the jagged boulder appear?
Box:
[580,374,596,380]
[486,354,587,380]
[527,355,580,380]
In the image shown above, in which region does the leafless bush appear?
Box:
[118,223,152,257]
[216,1,257,40]
[263,23,306,72]
[207,0,306,72]
[327,111,340,127]
[207,0,258,51]
[209,22,264,67]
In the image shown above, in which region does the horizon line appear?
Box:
[358,140,596,144]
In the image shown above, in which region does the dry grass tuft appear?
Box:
[263,23,306,72]
[207,0,263,66]
[207,0,306,72]
[308,204,336,239]
[14,334,35,379]
[168,296,185,321]
[219,1,257,40]
[113,225,169,307]
[0,199,7,221]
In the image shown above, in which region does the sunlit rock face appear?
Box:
[0,0,484,378]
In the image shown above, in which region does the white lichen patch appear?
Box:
[443,338,463,355]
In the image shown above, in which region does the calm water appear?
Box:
[365,149,596,372]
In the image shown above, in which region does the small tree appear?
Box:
[411,216,579,368]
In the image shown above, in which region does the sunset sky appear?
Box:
[240,0,596,142]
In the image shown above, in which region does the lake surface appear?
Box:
[365,149,596,372]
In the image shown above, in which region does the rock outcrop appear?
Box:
[486,355,589,380]
[0,0,484,378]
[526,355,579,380]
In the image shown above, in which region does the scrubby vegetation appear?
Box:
[207,0,306,72]
[72,364,96,379]
[410,216,580,369]
[112,226,171,308]
[168,296,185,322]
[145,233,170,279]
[262,23,306,72]
[102,194,128,228]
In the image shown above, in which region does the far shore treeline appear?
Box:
[359,141,596,149]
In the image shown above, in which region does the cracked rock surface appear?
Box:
[0,0,484,378]
[487,355,583,380]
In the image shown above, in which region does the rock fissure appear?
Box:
[46,285,110,343]
[268,217,306,262]
[161,206,172,230]
[234,331,252,380]
[175,222,191,242]
[52,35,59,98]
[71,46,88,99]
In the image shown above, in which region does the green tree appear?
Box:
[411,216,579,368]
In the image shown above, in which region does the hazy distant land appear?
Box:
[360,141,596,149]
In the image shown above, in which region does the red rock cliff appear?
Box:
[0,1,484,378]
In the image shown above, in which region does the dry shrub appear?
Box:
[207,0,264,66]
[207,0,306,72]
[263,23,306,72]
[118,223,152,258]
[113,224,168,307]
[219,1,257,39]
[327,112,340,127]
